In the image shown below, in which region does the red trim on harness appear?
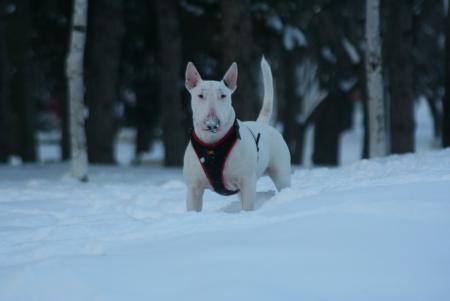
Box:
[191,123,236,148]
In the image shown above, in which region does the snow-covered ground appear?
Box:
[1,99,449,300]
[1,148,450,300]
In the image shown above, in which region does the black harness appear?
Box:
[190,119,241,196]
[190,119,261,196]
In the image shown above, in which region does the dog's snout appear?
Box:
[205,119,220,132]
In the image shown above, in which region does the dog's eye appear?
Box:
[220,94,226,99]
[198,94,204,99]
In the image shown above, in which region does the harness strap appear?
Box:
[190,119,240,196]
[246,127,261,153]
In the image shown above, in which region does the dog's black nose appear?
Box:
[206,119,220,132]
[207,125,219,133]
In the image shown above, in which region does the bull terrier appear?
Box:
[183,57,291,212]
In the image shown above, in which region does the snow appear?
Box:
[320,46,337,64]
[179,0,204,16]
[266,15,283,33]
[1,146,450,300]
[283,25,307,50]
[339,77,358,92]
[342,37,361,64]
[5,3,16,14]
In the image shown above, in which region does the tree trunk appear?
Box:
[61,81,71,160]
[0,10,10,162]
[66,0,89,182]
[365,0,387,157]
[361,64,370,159]
[221,0,257,121]
[59,16,71,161]
[444,7,450,147]
[4,0,36,162]
[135,100,151,158]
[292,125,306,165]
[56,58,70,161]
[85,0,124,164]
[134,84,157,160]
[426,97,442,142]
[386,0,415,153]
[312,94,341,166]
[282,51,301,163]
[156,0,186,166]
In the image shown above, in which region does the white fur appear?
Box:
[183,58,291,211]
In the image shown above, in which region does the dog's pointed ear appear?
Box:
[185,62,202,90]
[222,62,238,92]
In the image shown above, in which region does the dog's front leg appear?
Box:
[186,184,204,212]
[239,175,256,211]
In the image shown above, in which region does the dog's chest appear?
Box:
[190,120,241,195]
[200,139,258,191]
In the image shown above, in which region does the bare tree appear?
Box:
[4,0,36,162]
[156,0,186,166]
[281,50,302,163]
[221,0,257,121]
[85,0,124,163]
[385,0,415,153]
[66,0,89,181]
[365,0,387,157]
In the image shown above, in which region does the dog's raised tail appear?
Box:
[257,56,273,124]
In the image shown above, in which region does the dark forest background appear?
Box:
[0,0,449,167]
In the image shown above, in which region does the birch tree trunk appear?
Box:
[66,0,88,182]
[365,0,387,157]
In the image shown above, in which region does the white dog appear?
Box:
[183,57,291,211]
